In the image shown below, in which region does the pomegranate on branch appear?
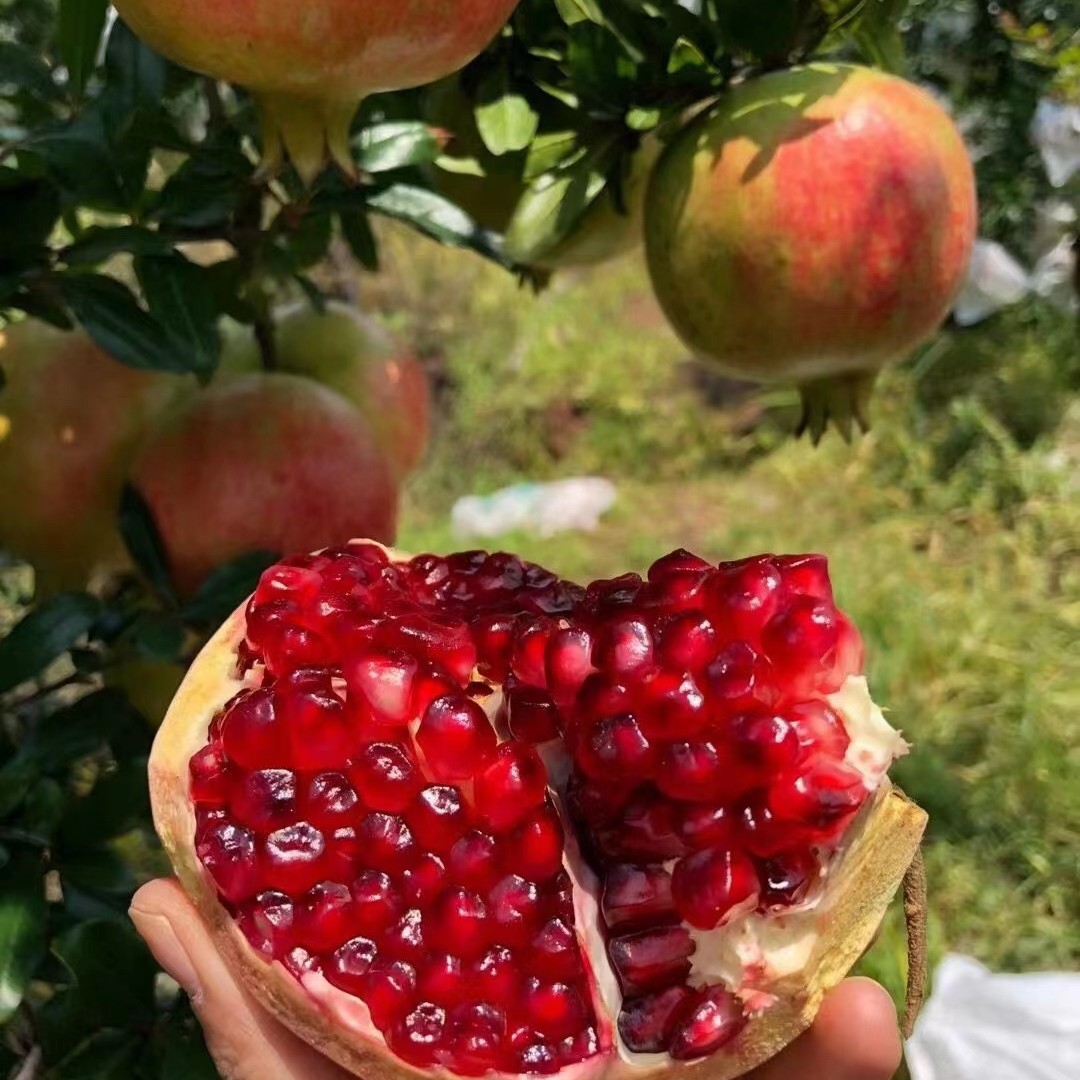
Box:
[149,540,926,1079]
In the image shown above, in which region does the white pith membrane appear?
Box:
[150,543,926,1080]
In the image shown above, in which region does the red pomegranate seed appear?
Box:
[618,985,694,1053]
[730,711,803,773]
[384,907,426,961]
[402,853,447,906]
[761,595,843,696]
[601,864,676,929]
[634,668,706,739]
[677,803,731,849]
[768,757,867,838]
[344,648,418,729]
[220,689,285,770]
[428,885,489,958]
[275,669,351,771]
[350,742,420,812]
[506,805,564,881]
[448,830,502,892]
[378,611,478,685]
[406,785,467,852]
[598,794,688,861]
[669,987,747,1060]
[558,1026,599,1066]
[450,1002,507,1074]
[472,612,515,681]
[350,870,403,934]
[672,847,759,929]
[655,612,718,671]
[578,713,654,779]
[254,564,322,606]
[608,925,694,994]
[518,1040,560,1074]
[545,626,595,704]
[708,555,783,645]
[705,641,777,714]
[833,613,865,686]
[417,953,469,1005]
[511,616,556,686]
[655,741,723,801]
[412,663,460,719]
[471,944,520,1000]
[230,768,297,831]
[522,979,588,1040]
[324,935,378,995]
[758,849,820,907]
[528,918,582,981]
[302,772,361,829]
[245,597,300,653]
[786,700,850,758]
[734,791,788,857]
[592,617,654,675]
[190,744,229,806]
[416,695,497,781]
[358,957,417,1028]
[263,624,332,678]
[355,812,415,873]
[391,1001,448,1066]
[582,573,644,617]
[238,890,294,958]
[260,821,327,895]
[488,874,542,946]
[648,549,712,582]
[294,882,354,953]
[775,554,833,602]
[474,743,548,833]
[506,685,561,743]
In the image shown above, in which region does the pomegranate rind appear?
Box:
[150,544,927,1080]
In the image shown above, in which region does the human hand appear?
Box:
[131,878,902,1080]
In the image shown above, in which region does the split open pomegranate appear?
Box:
[151,542,926,1079]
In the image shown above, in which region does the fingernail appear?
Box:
[130,904,201,996]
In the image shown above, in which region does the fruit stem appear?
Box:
[253,310,279,373]
[901,845,928,1038]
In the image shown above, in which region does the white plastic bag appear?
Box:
[952,239,1031,326]
[451,478,617,539]
[1031,98,1080,188]
[1031,235,1078,316]
[906,954,1080,1080]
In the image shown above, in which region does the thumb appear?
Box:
[130,879,350,1080]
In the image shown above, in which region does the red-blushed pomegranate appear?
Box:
[128,375,397,599]
[225,302,431,479]
[0,320,180,592]
[111,0,520,183]
[150,542,926,1079]
[644,64,977,440]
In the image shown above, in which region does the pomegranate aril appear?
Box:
[528,918,582,981]
[593,617,653,675]
[506,685,561,743]
[238,891,294,959]
[428,886,489,958]
[730,711,803,773]
[601,864,675,929]
[776,553,833,602]
[450,1002,506,1073]
[230,768,297,832]
[506,806,564,881]
[786,699,850,758]
[417,953,469,1005]
[618,985,694,1053]
[655,740,723,802]
[448,830,502,892]
[705,641,778,714]
[487,874,542,946]
[260,821,327,895]
[677,803,731,849]
[708,555,783,645]
[672,846,759,929]
[189,744,229,807]
[403,852,446,906]
[254,564,322,606]
[379,611,478,684]
[355,812,416,873]
[635,668,707,739]
[655,612,718,671]
[472,612,515,681]
[196,819,258,903]
[412,663,460,718]
[391,1001,448,1067]
[735,791,789,857]
[768,757,867,837]
[350,742,419,812]
[518,1041,560,1075]
[359,957,417,1029]
[474,742,548,833]
[344,648,418,728]
[522,978,588,1040]
[264,624,332,678]
[385,907,426,960]
[582,572,644,616]
[245,597,300,652]
[324,935,378,995]
[416,695,497,781]
[761,596,841,696]
[833,613,865,684]
[351,870,403,934]
[648,548,712,582]
[275,669,351,771]
[295,882,354,953]
[302,771,360,829]
[608,925,694,994]
[471,944,519,1000]
[758,849,820,907]
[575,673,632,723]
[598,794,688,861]
[220,689,285,770]
[407,785,467,852]
[669,987,747,1060]
[545,626,595,703]
[511,616,556,686]
[578,713,654,779]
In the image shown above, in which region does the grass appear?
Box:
[370,223,1080,1014]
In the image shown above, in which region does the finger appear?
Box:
[751,978,903,1080]
[130,879,352,1080]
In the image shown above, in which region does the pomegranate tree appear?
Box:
[645,64,977,439]
[151,541,925,1078]
[128,375,397,598]
[111,0,521,182]
[0,320,179,591]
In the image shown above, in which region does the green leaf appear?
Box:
[60,273,195,374]
[476,69,540,156]
[523,131,579,181]
[155,142,253,229]
[0,851,47,1024]
[103,19,170,115]
[339,211,379,272]
[129,611,187,662]
[117,484,176,605]
[136,254,222,377]
[60,847,137,897]
[49,1030,139,1080]
[59,761,150,850]
[0,762,35,819]
[0,42,64,104]
[23,779,64,841]
[504,161,606,264]
[0,593,101,696]
[553,0,604,26]
[0,176,60,269]
[62,226,175,267]
[853,0,907,72]
[279,210,334,270]
[181,550,278,625]
[24,690,142,771]
[353,121,443,173]
[58,0,110,98]
[160,1001,219,1080]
